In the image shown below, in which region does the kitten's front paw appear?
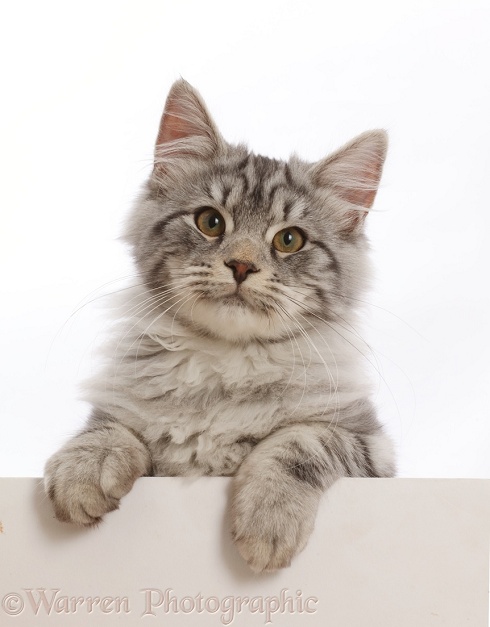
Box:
[231,475,318,573]
[45,439,149,526]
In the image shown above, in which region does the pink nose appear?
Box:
[224,259,259,285]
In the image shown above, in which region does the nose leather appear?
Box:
[224,259,259,285]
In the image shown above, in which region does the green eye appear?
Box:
[195,208,226,237]
[273,227,305,253]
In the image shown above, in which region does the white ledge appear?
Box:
[0,478,489,626]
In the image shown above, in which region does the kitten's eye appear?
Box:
[195,207,226,237]
[272,227,305,253]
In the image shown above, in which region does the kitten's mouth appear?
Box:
[220,291,247,305]
[196,281,265,311]
[204,284,256,308]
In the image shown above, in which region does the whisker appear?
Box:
[114,288,192,363]
[110,271,213,361]
[44,275,143,371]
[281,291,402,430]
[109,289,194,408]
[284,291,380,372]
[272,305,309,414]
[133,290,198,374]
[121,280,196,320]
[188,292,204,327]
[327,288,427,342]
[274,302,340,427]
[273,302,343,464]
[170,290,201,341]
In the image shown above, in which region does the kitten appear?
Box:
[44,79,395,572]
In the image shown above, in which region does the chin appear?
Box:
[178,296,284,343]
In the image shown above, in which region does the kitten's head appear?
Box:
[124,79,387,343]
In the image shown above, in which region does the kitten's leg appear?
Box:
[44,411,152,525]
[231,417,395,573]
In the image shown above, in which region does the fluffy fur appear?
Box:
[45,79,395,572]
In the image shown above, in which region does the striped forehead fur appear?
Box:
[123,80,387,346]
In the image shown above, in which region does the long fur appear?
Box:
[45,79,395,572]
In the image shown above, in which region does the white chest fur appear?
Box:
[84,309,371,475]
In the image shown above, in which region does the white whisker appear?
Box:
[272,305,308,413]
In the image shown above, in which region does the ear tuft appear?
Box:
[154,79,225,171]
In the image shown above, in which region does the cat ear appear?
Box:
[311,130,388,234]
[154,79,225,171]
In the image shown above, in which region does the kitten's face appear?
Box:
[125,80,387,343]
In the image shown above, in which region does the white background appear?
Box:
[0,0,488,477]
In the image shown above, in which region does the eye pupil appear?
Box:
[273,227,305,254]
[195,207,226,237]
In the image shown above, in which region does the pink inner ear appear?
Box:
[157,97,199,146]
[340,186,377,210]
[316,130,388,217]
[345,209,368,232]
[338,161,380,234]
[153,80,224,173]
[338,161,383,209]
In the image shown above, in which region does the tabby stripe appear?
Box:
[311,240,341,275]
[280,442,327,490]
[239,173,249,196]
[221,186,232,206]
[150,209,190,238]
[265,183,288,212]
[235,436,260,446]
[284,162,294,187]
[148,254,168,287]
[251,177,264,206]
[236,153,250,171]
[283,162,309,197]
[354,435,377,478]
[283,200,294,220]
[87,411,155,477]
[322,435,352,476]
[250,156,276,207]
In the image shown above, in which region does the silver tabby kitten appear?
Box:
[45,79,395,572]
